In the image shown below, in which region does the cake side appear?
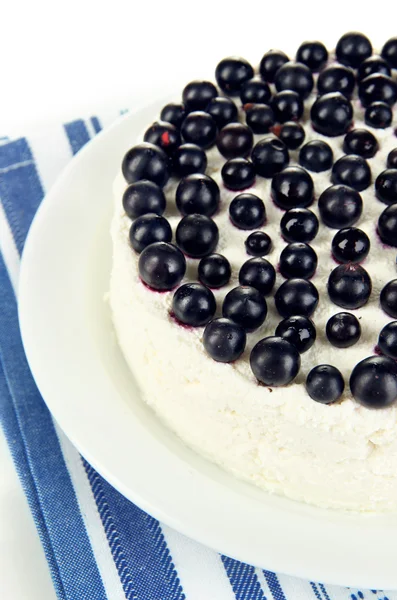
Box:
[110,166,397,512]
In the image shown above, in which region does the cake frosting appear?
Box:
[110,54,397,512]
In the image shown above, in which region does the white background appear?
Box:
[0,1,396,597]
[1,1,396,136]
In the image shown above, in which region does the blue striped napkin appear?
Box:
[0,112,394,600]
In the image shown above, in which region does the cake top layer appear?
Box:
[118,32,397,410]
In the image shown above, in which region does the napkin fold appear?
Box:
[0,112,392,600]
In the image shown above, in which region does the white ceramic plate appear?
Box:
[19,101,397,590]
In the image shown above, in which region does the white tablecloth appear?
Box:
[0,428,56,599]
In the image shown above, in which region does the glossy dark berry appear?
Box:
[319,185,363,229]
[331,154,371,192]
[172,143,207,177]
[299,140,333,173]
[359,74,397,107]
[279,242,317,279]
[310,92,353,137]
[317,64,356,98]
[217,123,253,159]
[259,50,289,82]
[275,315,316,353]
[245,231,272,256]
[229,193,266,230]
[306,365,345,404]
[364,102,393,128]
[275,278,319,318]
[250,336,301,386]
[375,169,397,205]
[277,122,305,150]
[331,227,370,264]
[245,104,275,134]
[343,129,378,159]
[271,166,314,210]
[122,143,170,187]
[221,158,256,191]
[176,214,219,258]
[378,204,397,247]
[239,257,276,295]
[205,97,238,128]
[222,286,267,332]
[387,149,397,169]
[240,79,271,105]
[203,318,246,362]
[122,180,166,219]
[176,174,220,217]
[380,280,397,318]
[296,41,328,72]
[144,121,181,154]
[378,321,397,360]
[271,90,304,123]
[160,103,186,129]
[350,356,397,408]
[382,37,397,69]
[274,61,314,99]
[358,55,391,81]
[326,312,361,348]
[182,80,217,112]
[198,254,231,288]
[328,264,372,309]
[251,137,289,178]
[215,57,254,95]
[138,242,186,291]
[172,282,216,326]
[335,32,372,68]
[181,111,217,149]
[280,208,319,243]
[129,214,172,253]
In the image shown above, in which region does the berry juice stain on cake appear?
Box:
[110,31,397,511]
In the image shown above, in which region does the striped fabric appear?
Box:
[0,113,394,600]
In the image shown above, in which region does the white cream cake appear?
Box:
[110,35,397,511]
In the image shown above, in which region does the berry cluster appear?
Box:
[121,32,397,409]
